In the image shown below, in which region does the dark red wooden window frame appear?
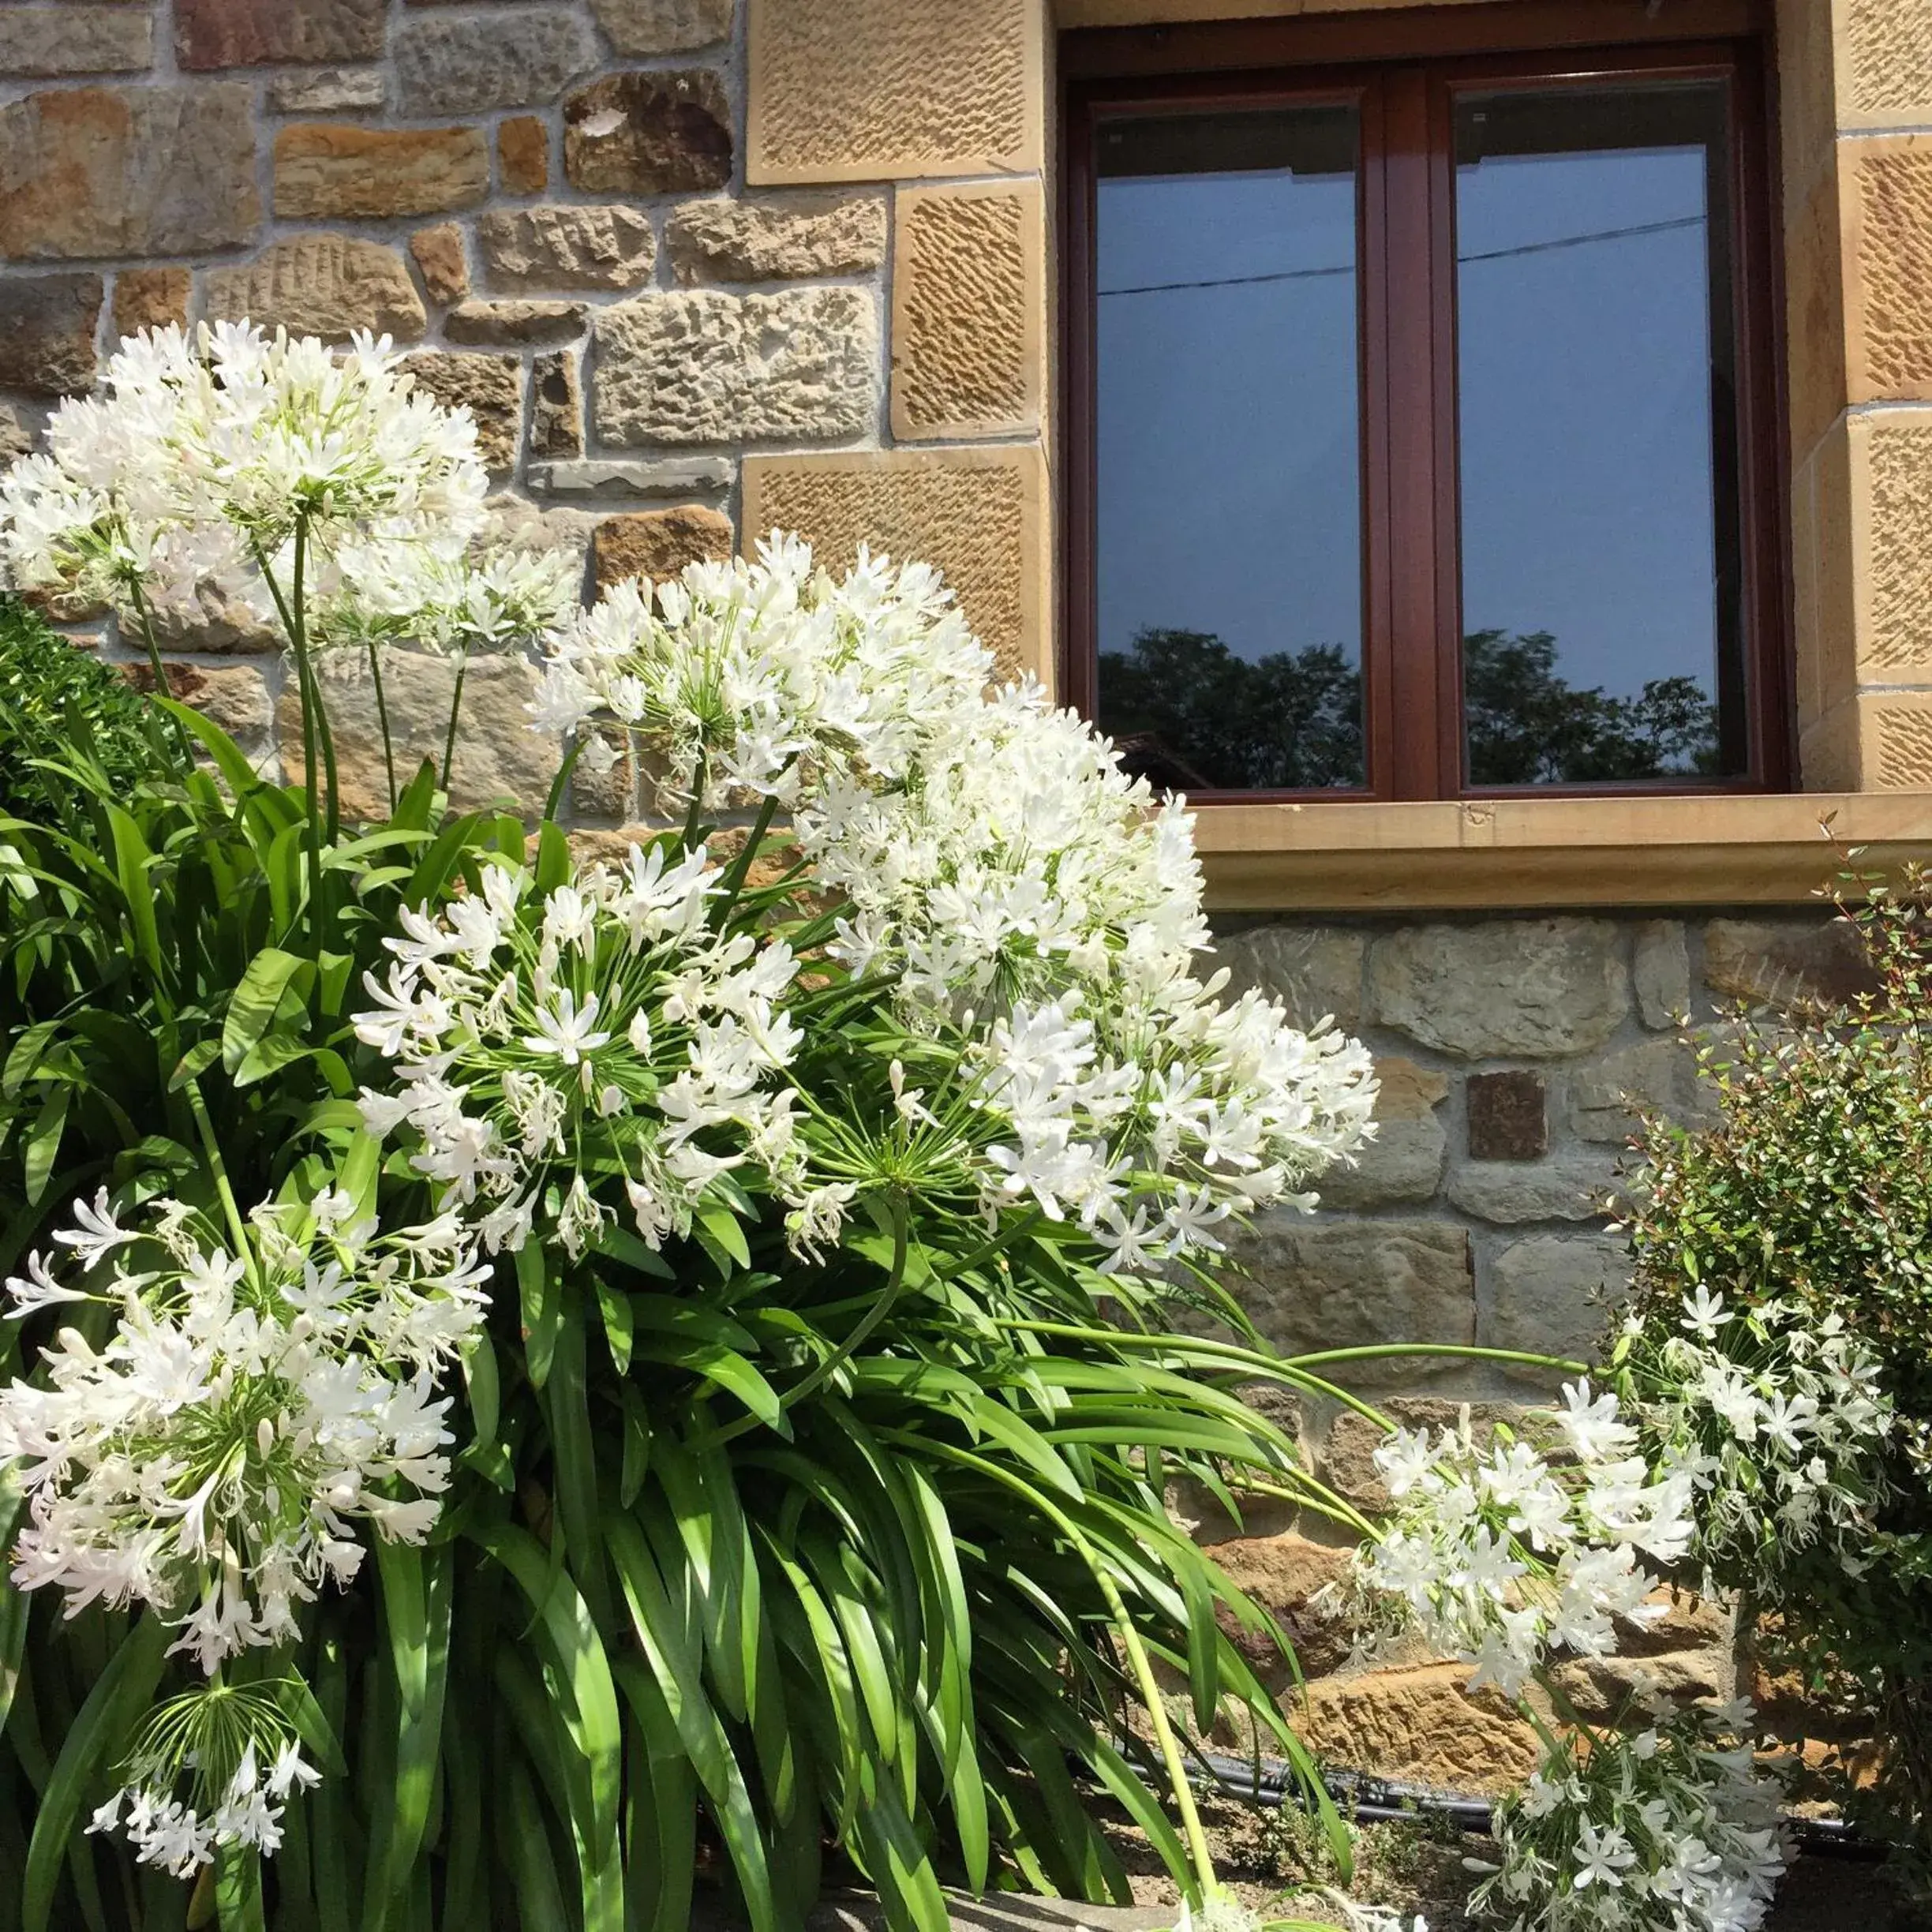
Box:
[1059,0,1793,803]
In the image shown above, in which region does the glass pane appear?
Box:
[1095,104,1365,792]
[1455,81,1743,786]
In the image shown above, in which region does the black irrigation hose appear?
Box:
[1193,1749,1893,1864]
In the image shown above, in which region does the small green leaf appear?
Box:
[221,948,309,1075]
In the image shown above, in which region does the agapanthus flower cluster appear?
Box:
[531,537,1377,1264]
[0,324,489,635]
[0,1189,488,1670]
[353,841,808,1260]
[1335,1383,1702,1702]
[313,535,580,664]
[1469,1701,1786,1932]
[1613,1291,1894,1586]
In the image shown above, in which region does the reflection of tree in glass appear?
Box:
[1098,625,1719,792]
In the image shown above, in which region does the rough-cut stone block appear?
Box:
[124,662,275,764]
[1842,0,1932,130]
[205,235,425,344]
[1466,1069,1546,1162]
[175,0,384,69]
[743,447,1048,682]
[591,0,732,54]
[1200,1532,1356,1678]
[498,117,549,196]
[0,275,102,398]
[279,648,560,821]
[1324,1399,1555,1515]
[146,578,279,654]
[480,205,655,291]
[0,84,260,260]
[1368,919,1628,1059]
[1846,137,1932,402]
[268,68,386,114]
[595,288,877,447]
[410,225,469,309]
[747,0,1039,184]
[395,10,597,115]
[892,181,1043,441]
[1487,1234,1631,1378]
[1702,916,1878,1010]
[402,352,522,472]
[1209,924,1365,1031]
[592,507,734,591]
[666,194,887,283]
[1317,1055,1445,1211]
[445,299,585,347]
[529,352,583,459]
[563,70,732,195]
[0,406,35,467]
[1569,1035,1713,1144]
[0,6,152,75]
[530,456,733,499]
[483,492,597,584]
[1552,1589,1735,1718]
[1303,1662,1541,1793]
[1232,1218,1473,1387]
[110,268,189,340]
[1449,1155,1616,1226]
[274,125,490,220]
[1633,920,1690,1029]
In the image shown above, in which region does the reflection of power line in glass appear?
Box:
[1096,212,1704,298]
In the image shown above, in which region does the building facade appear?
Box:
[1,0,1926,1777]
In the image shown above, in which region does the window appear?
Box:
[1061,3,1788,801]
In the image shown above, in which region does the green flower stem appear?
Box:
[713,790,783,923]
[182,1076,256,1282]
[541,735,586,824]
[441,649,468,796]
[122,575,171,696]
[1279,1342,1593,1377]
[368,638,397,812]
[251,524,330,940]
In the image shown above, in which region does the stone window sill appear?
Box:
[1194,792,1932,910]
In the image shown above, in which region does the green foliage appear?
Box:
[0,598,185,830]
[1617,870,1932,1855]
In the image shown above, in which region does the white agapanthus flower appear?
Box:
[0,1192,488,1669]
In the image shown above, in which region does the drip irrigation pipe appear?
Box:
[1193,1749,1890,1863]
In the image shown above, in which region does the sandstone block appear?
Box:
[1850,412,1932,680]
[592,507,734,591]
[1568,1034,1713,1144]
[268,68,386,114]
[0,84,260,260]
[176,0,384,69]
[563,70,732,196]
[1552,1588,1735,1718]
[1466,1069,1546,1162]
[529,456,733,499]
[666,194,887,283]
[274,125,489,220]
[1368,919,1628,1059]
[110,268,189,340]
[279,647,560,822]
[402,352,522,471]
[125,661,274,763]
[0,6,152,75]
[529,352,583,459]
[747,0,1039,185]
[1702,915,1878,1009]
[395,10,597,116]
[145,578,280,654]
[1199,1531,1357,1678]
[1316,1058,1446,1212]
[1448,1155,1617,1226]
[571,725,635,822]
[1785,163,1847,466]
[743,446,1048,683]
[498,117,549,196]
[1846,136,1932,402]
[410,225,469,308]
[1232,1218,1473,1387]
[1302,1661,1541,1792]
[1633,919,1690,1028]
[0,275,103,398]
[1323,1399,1556,1515]
[1841,0,1932,130]
[892,180,1044,441]
[445,299,585,347]
[206,236,425,344]
[590,0,733,54]
[0,406,35,467]
[480,205,655,291]
[1487,1234,1631,1376]
[482,492,597,582]
[594,287,877,446]
[1208,924,1365,1030]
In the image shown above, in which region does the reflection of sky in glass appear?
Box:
[1097,152,1361,670]
[1457,140,1717,702]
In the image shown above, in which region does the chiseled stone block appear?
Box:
[1632,920,1690,1029]
[742,445,1048,683]
[480,205,656,292]
[1211,923,1366,1031]
[410,224,470,309]
[563,71,733,196]
[1318,1055,1447,1212]
[1840,0,1932,131]
[590,0,734,55]
[594,287,878,447]
[268,69,387,115]
[1845,411,1932,679]
[1845,136,1932,404]
[1703,915,1877,1010]
[529,352,585,460]
[592,507,735,592]
[1486,1234,1631,1378]
[666,194,887,284]
[394,9,598,116]
[204,235,426,344]
[0,274,103,399]
[891,180,1044,443]
[445,299,586,348]
[0,84,260,261]
[747,0,1040,184]
[111,267,190,340]
[498,118,549,197]
[0,6,152,77]
[175,0,384,71]
[400,351,523,472]
[273,125,490,221]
